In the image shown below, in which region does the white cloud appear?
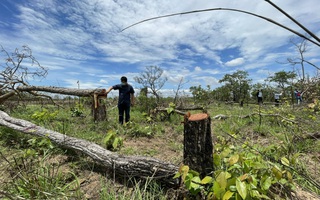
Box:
[194,66,202,72]
[0,0,319,93]
[225,58,245,67]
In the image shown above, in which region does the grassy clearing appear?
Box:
[1,101,319,199]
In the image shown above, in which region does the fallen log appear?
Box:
[17,85,109,122]
[0,111,179,187]
[17,85,104,97]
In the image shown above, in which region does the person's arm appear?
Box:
[105,86,113,94]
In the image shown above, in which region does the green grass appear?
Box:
[1,101,320,199]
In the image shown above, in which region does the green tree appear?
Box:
[219,70,251,103]
[212,85,232,102]
[268,70,296,96]
[189,85,212,104]
[136,86,157,113]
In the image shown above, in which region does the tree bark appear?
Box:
[17,85,104,97]
[183,113,213,178]
[0,91,16,104]
[0,111,179,186]
[92,91,108,121]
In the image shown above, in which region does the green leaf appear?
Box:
[191,176,201,190]
[281,157,290,167]
[166,107,174,114]
[251,161,266,169]
[236,178,247,200]
[229,185,237,192]
[189,169,200,176]
[250,189,260,198]
[261,176,272,191]
[287,171,293,183]
[173,172,181,179]
[222,190,234,200]
[221,148,232,159]
[201,176,213,184]
[213,153,221,167]
[272,166,282,180]
[179,165,189,182]
[217,172,228,189]
[169,102,176,108]
[104,131,115,143]
[112,137,119,149]
[192,176,201,183]
[213,181,225,199]
[185,173,193,190]
[229,154,239,165]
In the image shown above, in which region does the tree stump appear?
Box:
[183,113,213,177]
[92,90,107,122]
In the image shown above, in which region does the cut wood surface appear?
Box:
[187,113,209,121]
[0,111,179,186]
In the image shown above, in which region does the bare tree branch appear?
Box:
[121,7,320,48]
[264,0,320,44]
[0,45,50,103]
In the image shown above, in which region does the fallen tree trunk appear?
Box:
[0,91,16,104]
[0,111,179,187]
[16,85,109,121]
[17,85,104,97]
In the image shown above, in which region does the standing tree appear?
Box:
[219,70,251,104]
[212,85,232,102]
[134,66,167,103]
[268,70,296,97]
[189,85,213,105]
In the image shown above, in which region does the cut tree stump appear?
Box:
[92,90,107,122]
[184,113,213,177]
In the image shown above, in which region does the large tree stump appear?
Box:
[92,90,107,122]
[183,113,213,177]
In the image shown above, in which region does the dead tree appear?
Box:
[0,45,48,104]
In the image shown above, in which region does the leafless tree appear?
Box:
[134,66,168,103]
[288,38,308,82]
[172,77,189,106]
[283,38,320,93]
[0,45,48,103]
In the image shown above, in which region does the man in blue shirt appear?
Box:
[106,76,135,124]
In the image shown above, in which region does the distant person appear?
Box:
[274,92,282,107]
[106,76,135,124]
[294,89,302,105]
[256,89,263,105]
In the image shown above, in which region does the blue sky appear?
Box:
[1,0,320,97]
